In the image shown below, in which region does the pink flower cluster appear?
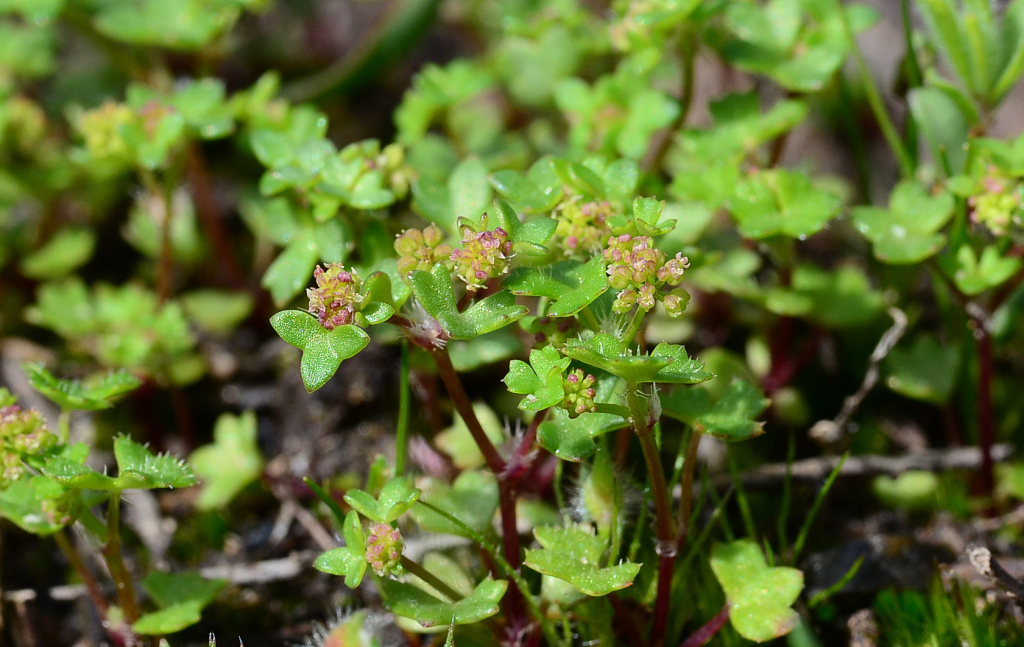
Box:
[451,221,513,289]
[603,234,690,316]
[307,264,365,330]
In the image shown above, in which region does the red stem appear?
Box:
[679,604,730,647]
[975,325,995,498]
[185,143,246,290]
[652,554,675,643]
[429,348,505,474]
[427,345,528,626]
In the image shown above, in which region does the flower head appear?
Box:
[307,264,365,330]
[395,224,454,276]
[0,395,58,487]
[364,523,404,577]
[75,101,135,161]
[969,167,1021,235]
[554,197,615,256]
[451,216,513,289]
[560,369,597,418]
[603,234,690,316]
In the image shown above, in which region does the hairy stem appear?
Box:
[621,307,647,352]
[679,604,730,647]
[396,340,411,476]
[400,556,464,601]
[101,494,139,623]
[628,384,676,645]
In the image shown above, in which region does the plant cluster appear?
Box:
[2,0,1024,645]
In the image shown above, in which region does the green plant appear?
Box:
[5,0,1024,643]
[0,381,222,643]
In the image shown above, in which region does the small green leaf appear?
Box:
[132,570,227,634]
[885,335,961,405]
[908,86,972,175]
[950,245,1022,295]
[24,363,141,411]
[770,264,884,328]
[562,335,712,385]
[662,380,769,441]
[0,476,74,535]
[872,471,939,511]
[19,227,96,279]
[489,170,562,213]
[182,290,253,334]
[380,578,507,628]
[189,411,264,510]
[852,180,955,264]
[42,444,117,490]
[143,570,226,609]
[538,377,628,461]
[409,265,527,340]
[710,539,804,642]
[410,471,499,538]
[113,436,196,490]
[261,235,319,307]
[728,170,841,240]
[524,525,641,596]
[344,477,421,523]
[505,257,609,318]
[314,510,368,588]
[132,602,205,635]
[270,311,370,392]
[503,346,571,411]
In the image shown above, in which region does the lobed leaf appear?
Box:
[344,477,421,523]
[380,578,507,628]
[710,539,804,642]
[524,525,641,596]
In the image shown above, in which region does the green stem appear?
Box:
[101,494,139,623]
[621,308,647,352]
[837,72,873,202]
[400,556,464,601]
[57,410,70,443]
[899,0,922,166]
[838,0,915,177]
[581,306,601,332]
[396,340,411,476]
[282,0,440,101]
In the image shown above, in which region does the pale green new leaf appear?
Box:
[503,346,571,411]
[380,578,507,628]
[189,411,264,510]
[524,525,641,596]
[710,539,804,642]
[344,477,421,523]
